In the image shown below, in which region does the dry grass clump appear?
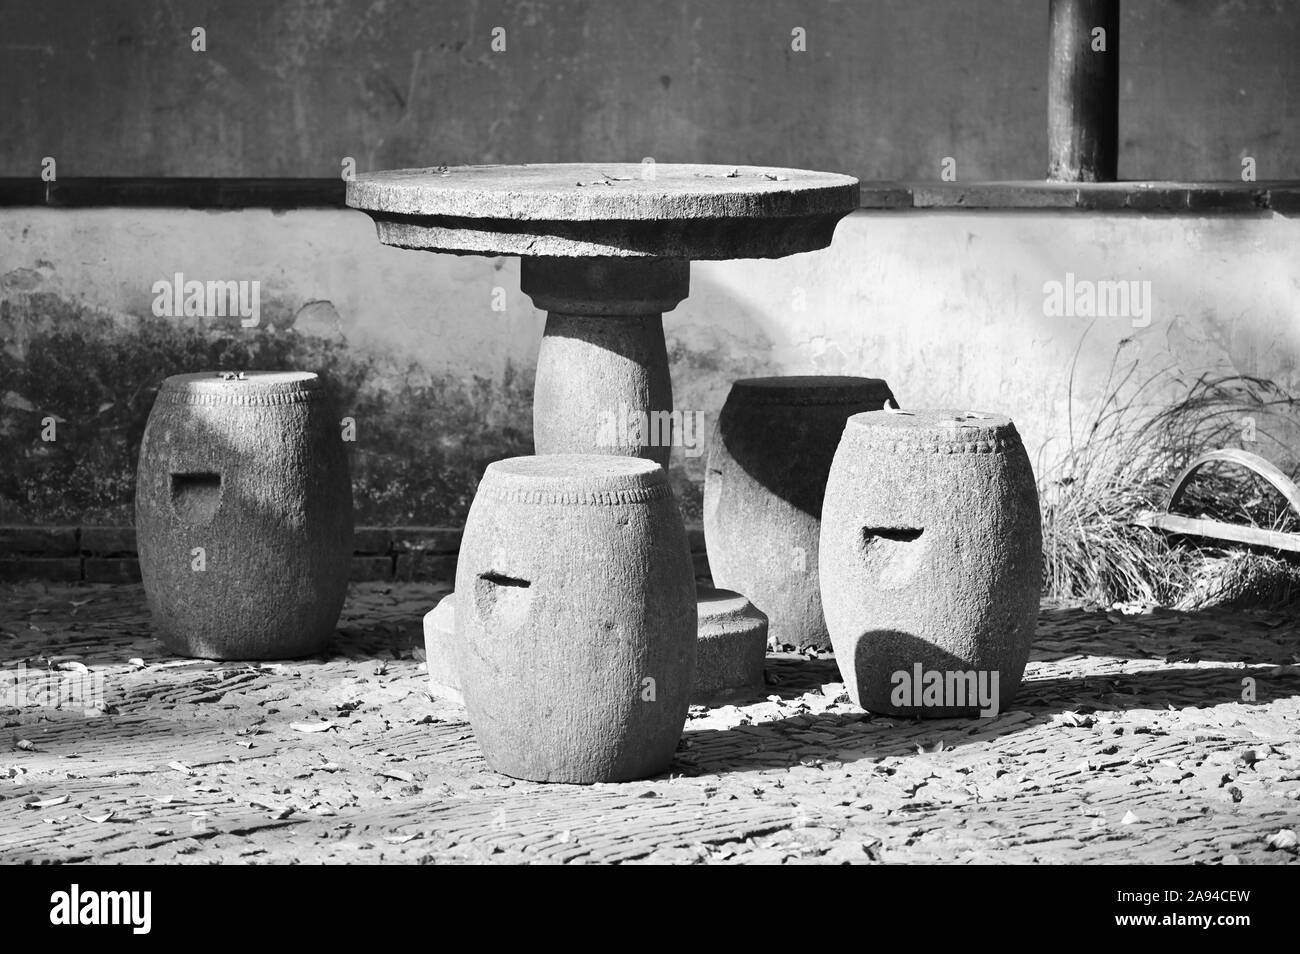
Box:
[1174,550,1300,611]
[1040,345,1300,608]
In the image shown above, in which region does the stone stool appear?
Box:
[819,409,1042,718]
[136,371,353,660]
[693,586,768,704]
[704,375,895,651]
[454,455,696,783]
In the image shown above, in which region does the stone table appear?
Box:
[346,163,859,468]
[349,163,858,703]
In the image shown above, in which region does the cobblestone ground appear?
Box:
[1,581,1297,864]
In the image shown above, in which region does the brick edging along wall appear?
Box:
[0,526,712,584]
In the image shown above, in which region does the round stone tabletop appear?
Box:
[347,163,859,259]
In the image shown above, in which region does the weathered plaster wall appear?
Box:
[2,0,1297,181]
[3,207,1297,525]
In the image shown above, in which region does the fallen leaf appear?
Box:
[290,720,336,733]
[1121,810,1141,825]
[168,761,194,775]
[1265,829,1297,851]
[29,795,70,809]
[84,811,114,824]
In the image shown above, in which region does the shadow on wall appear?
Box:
[664,271,786,524]
[0,291,534,525]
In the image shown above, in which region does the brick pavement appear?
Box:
[1,582,1297,864]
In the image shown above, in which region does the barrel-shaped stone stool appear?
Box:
[455,455,696,783]
[693,586,768,704]
[819,409,1041,718]
[135,371,353,659]
[704,375,895,651]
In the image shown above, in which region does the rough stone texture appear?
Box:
[524,258,688,469]
[135,372,354,660]
[704,376,896,651]
[422,593,461,704]
[2,581,1298,865]
[694,586,768,705]
[347,164,859,259]
[455,455,696,783]
[820,409,1042,718]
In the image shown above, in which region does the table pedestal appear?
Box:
[522,257,688,470]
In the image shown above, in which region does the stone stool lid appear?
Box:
[477,454,672,505]
[844,408,1020,454]
[730,375,894,406]
[158,371,324,406]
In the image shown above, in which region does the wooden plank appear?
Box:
[1135,511,1300,553]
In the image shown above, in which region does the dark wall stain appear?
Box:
[0,293,534,525]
